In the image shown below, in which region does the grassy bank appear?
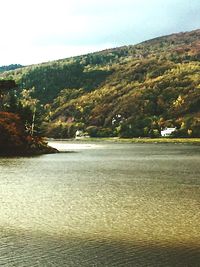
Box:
[75,137,200,144]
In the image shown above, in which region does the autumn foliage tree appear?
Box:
[0,79,57,155]
[0,112,27,152]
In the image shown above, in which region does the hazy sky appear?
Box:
[1,0,200,65]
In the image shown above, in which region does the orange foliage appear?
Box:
[0,112,26,149]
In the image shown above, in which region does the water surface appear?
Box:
[0,141,200,266]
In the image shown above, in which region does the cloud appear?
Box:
[0,0,200,65]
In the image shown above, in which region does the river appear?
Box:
[0,141,199,266]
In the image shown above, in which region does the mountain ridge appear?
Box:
[1,28,200,70]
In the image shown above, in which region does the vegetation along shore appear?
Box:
[73,137,200,144]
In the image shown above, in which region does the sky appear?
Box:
[1,0,200,66]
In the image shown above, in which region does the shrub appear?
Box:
[86,126,99,137]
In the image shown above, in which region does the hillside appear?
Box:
[1,29,200,138]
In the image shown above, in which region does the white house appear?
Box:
[75,130,83,138]
[161,127,176,137]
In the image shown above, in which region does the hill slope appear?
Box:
[1,29,200,138]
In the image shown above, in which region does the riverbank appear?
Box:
[70,137,200,144]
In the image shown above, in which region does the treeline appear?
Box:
[1,29,200,138]
[0,64,23,73]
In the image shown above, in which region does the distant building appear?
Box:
[111,114,122,125]
[161,127,176,137]
[75,130,83,138]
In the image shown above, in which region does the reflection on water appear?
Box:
[48,141,103,151]
[0,141,200,266]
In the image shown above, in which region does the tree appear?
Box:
[20,88,40,136]
[0,80,17,110]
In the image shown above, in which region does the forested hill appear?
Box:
[0,64,24,73]
[1,29,200,138]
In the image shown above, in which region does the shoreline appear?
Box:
[47,137,200,145]
[0,145,58,157]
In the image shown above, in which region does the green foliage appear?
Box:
[86,126,99,137]
[45,121,83,139]
[86,126,114,137]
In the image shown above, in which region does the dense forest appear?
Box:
[1,29,200,138]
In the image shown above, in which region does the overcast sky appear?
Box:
[1,0,200,66]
